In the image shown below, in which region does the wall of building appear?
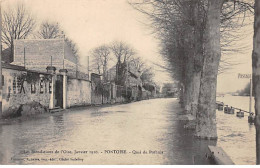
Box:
[13,39,64,71]
[67,78,91,107]
[2,67,52,116]
[13,39,78,74]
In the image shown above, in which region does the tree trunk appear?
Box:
[191,72,201,116]
[183,22,196,114]
[195,0,222,139]
[178,82,185,106]
[252,0,260,164]
[184,55,194,113]
[190,0,204,116]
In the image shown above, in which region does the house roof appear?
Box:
[2,62,26,71]
[107,63,141,79]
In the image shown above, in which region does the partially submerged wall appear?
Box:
[67,78,91,107]
[2,66,52,118]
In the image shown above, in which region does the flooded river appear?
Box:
[0,97,256,165]
[216,95,256,165]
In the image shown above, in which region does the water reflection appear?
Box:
[0,97,256,165]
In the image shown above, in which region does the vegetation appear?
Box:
[89,41,155,86]
[130,0,253,139]
[37,21,79,60]
[2,3,35,61]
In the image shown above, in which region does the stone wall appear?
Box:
[67,78,91,107]
[2,66,52,117]
[91,82,102,105]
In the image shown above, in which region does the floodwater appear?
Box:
[216,95,256,165]
[0,97,256,165]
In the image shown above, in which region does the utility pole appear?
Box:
[126,62,128,96]
[24,47,26,68]
[88,56,89,80]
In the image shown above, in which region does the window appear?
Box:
[31,83,36,94]
[17,77,22,93]
[45,82,47,93]
[13,78,16,94]
[40,80,44,94]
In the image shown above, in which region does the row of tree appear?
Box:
[90,41,155,86]
[130,0,254,139]
[2,3,156,87]
[2,3,79,62]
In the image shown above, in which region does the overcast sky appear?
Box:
[3,0,254,92]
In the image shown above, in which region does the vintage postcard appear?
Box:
[0,0,257,165]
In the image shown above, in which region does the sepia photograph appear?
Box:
[0,0,258,165]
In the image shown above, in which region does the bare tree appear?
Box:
[37,21,62,39]
[37,21,79,61]
[130,0,254,139]
[110,41,135,64]
[90,55,102,75]
[90,44,111,81]
[110,41,136,85]
[129,56,145,72]
[129,55,155,84]
[2,3,35,61]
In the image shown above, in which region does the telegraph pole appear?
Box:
[24,47,26,68]
[88,56,89,80]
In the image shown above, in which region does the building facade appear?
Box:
[12,39,88,80]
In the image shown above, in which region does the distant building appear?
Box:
[107,62,142,87]
[161,82,178,97]
[107,62,143,101]
[12,39,88,79]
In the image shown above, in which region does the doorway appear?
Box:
[55,75,63,108]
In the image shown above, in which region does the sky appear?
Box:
[3,0,254,92]
[217,22,254,93]
[3,0,172,85]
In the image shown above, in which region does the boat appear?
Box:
[236,111,244,117]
